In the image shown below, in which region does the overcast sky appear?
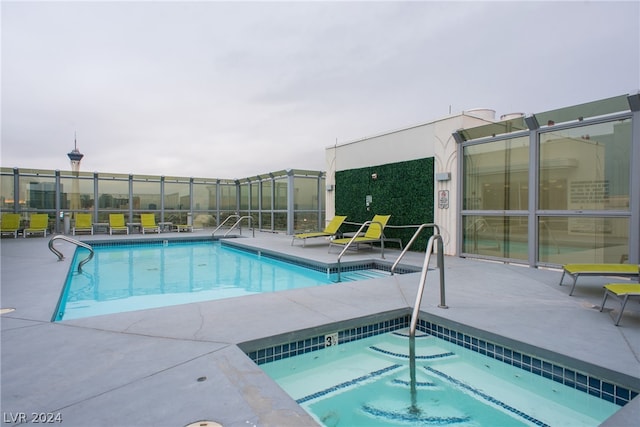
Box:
[2,1,638,179]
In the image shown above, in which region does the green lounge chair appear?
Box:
[328,214,392,253]
[559,263,639,296]
[600,283,640,326]
[23,213,48,238]
[72,213,94,235]
[109,214,129,235]
[1,213,20,238]
[291,215,347,247]
[141,213,160,234]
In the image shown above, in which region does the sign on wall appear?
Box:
[438,190,449,209]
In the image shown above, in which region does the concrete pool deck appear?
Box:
[1,231,638,426]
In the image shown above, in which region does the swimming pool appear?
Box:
[253,316,634,427]
[53,239,392,321]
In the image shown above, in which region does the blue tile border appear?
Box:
[416,318,638,406]
[248,314,638,407]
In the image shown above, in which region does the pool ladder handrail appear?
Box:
[48,235,94,273]
[212,215,255,237]
[396,224,445,411]
[335,219,386,282]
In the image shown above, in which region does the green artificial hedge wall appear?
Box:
[335,157,435,251]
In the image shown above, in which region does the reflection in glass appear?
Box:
[539,120,631,211]
[463,137,529,211]
[538,216,629,264]
[462,215,528,261]
[132,180,161,211]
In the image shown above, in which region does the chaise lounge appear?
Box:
[559,263,639,296]
[109,214,129,235]
[141,213,160,234]
[328,214,392,253]
[1,213,20,238]
[23,213,49,238]
[72,213,94,235]
[600,283,640,326]
[291,215,347,247]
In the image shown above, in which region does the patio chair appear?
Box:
[173,224,193,233]
[109,214,129,235]
[600,283,640,326]
[1,213,21,238]
[141,213,160,234]
[23,213,49,238]
[291,215,347,247]
[328,214,391,253]
[72,213,94,235]
[559,263,639,296]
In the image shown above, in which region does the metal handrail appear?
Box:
[390,223,440,275]
[48,235,94,273]
[409,233,447,336]
[211,215,240,236]
[407,232,446,411]
[223,216,255,237]
[334,220,386,282]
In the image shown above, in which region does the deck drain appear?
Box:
[0,308,16,315]
[185,422,222,427]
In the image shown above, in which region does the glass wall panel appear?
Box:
[19,171,57,210]
[164,180,190,210]
[294,177,319,210]
[97,175,129,221]
[261,180,272,210]
[60,175,94,211]
[463,136,529,211]
[250,182,259,210]
[238,182,249,211]
[132,179,161,211]
[0,170,15,211]
[193,180,217,211]
[219,183,237,212]
[260,212,272,231]
[273,212,287,232]
[539,119,631,211]
[462,215,528,261]
[294,212,319,233]
[274,178,288,210]
[539,216,629,264]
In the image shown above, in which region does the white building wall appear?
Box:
[325,113,494,255]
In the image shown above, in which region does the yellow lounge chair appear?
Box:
[291,215,347,247]
[559,263,639,296]
[328,214,392,253]
[23,213,48,238]
[1,213,21,238]
[141,213,160,234]
[72,213,94,235]
[109,214,129,235]
[600,283,640,326]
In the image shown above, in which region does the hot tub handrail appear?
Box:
[223,215,255,237]
[409,233,447,339]
[407,232,445,408]
[390,223,440,275]
[48,235,94,273]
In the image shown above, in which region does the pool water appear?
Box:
[261,329,621,426]
[54,240,388,321]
